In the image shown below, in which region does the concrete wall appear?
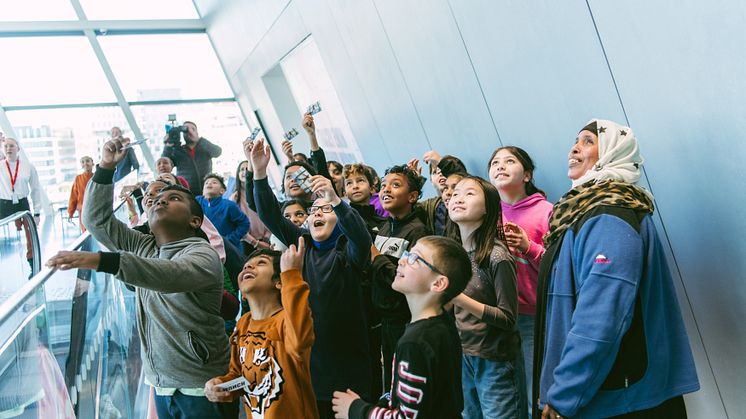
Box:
[194,1,746,417]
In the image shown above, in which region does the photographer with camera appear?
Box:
[162,120,222,196]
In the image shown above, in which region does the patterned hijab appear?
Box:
[572,119,644,188]
[543,119,654,247]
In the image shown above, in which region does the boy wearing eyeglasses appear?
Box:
[369,164,431,391]
[249,138,373,418]
[332,236,471,418]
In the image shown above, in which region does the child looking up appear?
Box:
[205,240,318,419]
[447,176,523,418]
[197,173,251,249]
[371,164,430,390]
[488,146,552,411]
[249,138,373,419]
[343,163,386,238]
[332,236,472,418]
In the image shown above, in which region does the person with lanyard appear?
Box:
[0,138,42,269]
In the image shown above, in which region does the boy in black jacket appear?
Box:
[249,138,372,419]
[343,163,386,239]
[370,164,430,390]
[332,236,471,418]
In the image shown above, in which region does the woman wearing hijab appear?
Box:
[534,120,699,419]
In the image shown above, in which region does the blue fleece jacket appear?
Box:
[196,195,250,249]
[539,206,699,418]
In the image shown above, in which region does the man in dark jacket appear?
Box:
[162,121,222,196]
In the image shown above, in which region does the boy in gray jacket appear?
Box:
[47,137,237,419]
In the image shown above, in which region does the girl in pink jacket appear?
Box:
[488,146,553,415]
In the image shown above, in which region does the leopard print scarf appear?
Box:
[543,180,654,248]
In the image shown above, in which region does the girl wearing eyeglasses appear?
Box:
[446,176,524,419]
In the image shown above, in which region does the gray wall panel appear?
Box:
[589,1,746,416]
[293,0,395,166]
[373,0,501,180]
[447,0,627,200]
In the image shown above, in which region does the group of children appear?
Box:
[203,115,553,418]
[57,114,555,419]
[46,109,704,419]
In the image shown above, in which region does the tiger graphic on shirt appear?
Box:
[239,331,284,419]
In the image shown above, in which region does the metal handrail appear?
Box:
[0,210,35,227]
[0,210,41,274]
[0,193,131,328]
[0,230,90,326]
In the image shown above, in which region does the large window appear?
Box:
[98,34,233,102]
[280,37,363,164]
[0,0,78,21]
[78,0,199,20]
[0,8,248,208]
[0,37,116,106]
[6,107,130,204]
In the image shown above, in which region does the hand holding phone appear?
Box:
[306,101,322,115]
[121,138,148,150]
[249,127,261,141]
[284,128,299,141]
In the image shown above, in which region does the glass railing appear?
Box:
[0,193,146,418]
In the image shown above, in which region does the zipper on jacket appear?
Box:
[143,293,159,385]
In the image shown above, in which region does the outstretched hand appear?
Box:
[100,137,131,170]
[302,112,316,135]
[407,158,422,176]
[281,139,294,161]
[46,251,101,271]
[250,138,272,179]
[309,175,341,206]
[281,237,305,272]
[422,150,442,167]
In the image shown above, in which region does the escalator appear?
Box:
[0,196,147,418]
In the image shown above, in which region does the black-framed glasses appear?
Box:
[401,250,443,275]
[307,204,334,215]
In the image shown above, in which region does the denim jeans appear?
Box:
[154,391,239,419]
[462,355,524,419]
[516,314,535,415]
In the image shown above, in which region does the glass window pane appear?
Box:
[0,37,116,106]
[129,102,246,178]
[79,0,198,20]
[0,0,77,21]
[98,34,233,101]
[6,107,131,205]
[280,37,363,163]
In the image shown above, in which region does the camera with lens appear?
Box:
[164,114,188,146]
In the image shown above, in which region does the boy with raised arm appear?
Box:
[248,138,372,418]
[205,239,318,418]
[47,137,235,419]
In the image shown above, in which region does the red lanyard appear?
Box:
[5,159,19,192]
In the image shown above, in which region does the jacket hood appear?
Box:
[502,192,547,211]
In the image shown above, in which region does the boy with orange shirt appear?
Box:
[205,238,318,419]
[67,156,94,231]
